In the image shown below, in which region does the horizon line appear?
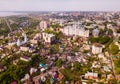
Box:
[0,10,120,12]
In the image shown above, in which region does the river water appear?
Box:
[0,12,27,17]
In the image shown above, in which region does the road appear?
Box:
[108,52,118,84]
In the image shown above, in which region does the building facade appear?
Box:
[63,23,89,37]
[39,21,49,31]
[42,33,55,43]
[92,43,103,54]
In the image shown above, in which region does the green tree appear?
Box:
[108,79,117,84]
[0,64,26,84]
[74,62,81,71]
[114,58,120,74]
[99,36,110,44]
[109,43,119,55]
[118,36,120,43]
[72,46,80,52]
[89,37,99,43]
[55,59,63,67]
[50,44,59,54]
[55,31,63,40]
[51,23,62,28]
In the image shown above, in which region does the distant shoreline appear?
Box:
[0,12,27,17]
[0,11,120,17]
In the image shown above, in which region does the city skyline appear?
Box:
[0,0,120,11]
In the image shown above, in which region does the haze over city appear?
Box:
[0,0,120,11]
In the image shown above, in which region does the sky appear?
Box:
[0,0,120,11]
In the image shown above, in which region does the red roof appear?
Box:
[10,81,17,84]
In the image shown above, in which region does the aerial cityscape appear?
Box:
[0,0,120,84]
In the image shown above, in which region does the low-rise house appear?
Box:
[59,45,64,52]
[39,63,48,72]
[98,25,105,30]
[30,39,38,44]
[5,45,12,50]
[85,72,98,79]
[76,56,86,63]
[117,75,120,81]
[67,56,72,62]
[23,80,33,84]
[105,52,109,57]
[98,53,108,62]
[0,47,3,51]
[13,60,18,65]
[29,48,36,53]
[92,43,103,54]
[41,76,46,82]
[82,44,90,50]
[30,68,37,75]
[60,54,67,61]
[33,74,47,84]
[20,56,31,62]
[103,66,110,72]
[21,74,30,82]
[1,54,6,59]
[33,78,40,84]
[33,33,42,39]
[0,35,4,40]
[92,61,100,68]
[8,42,16,46]
[20,46,29,52]
[107,74,114,80]
[58,71,64,81]
[10,81,17,84]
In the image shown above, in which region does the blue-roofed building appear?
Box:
[39,63,47,68]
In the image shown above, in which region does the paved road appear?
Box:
[109,52,118,84]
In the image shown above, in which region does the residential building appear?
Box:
[92,43,103,54]
[20,56,31,62]
[63,23,89,37]
[17,39,21,46]
[92,28,100,37]
[20,46,29,52]
[39,21,49,31]
[42,33,55,43]
[30,39,38,44]
[85,72,98,79]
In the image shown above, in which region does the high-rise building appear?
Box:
[17,39,21,46]
[24,34,28,43]
[92,28,100,37]
[63,23,89,37]
[39,21,49,31]
[42,33,55,43]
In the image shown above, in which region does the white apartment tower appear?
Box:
[63,22,89,37]
[17,39,21,46]
[39,21,49,31]
[24,34,28,43]
[92,28,100,37]
[42,33,55,43]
